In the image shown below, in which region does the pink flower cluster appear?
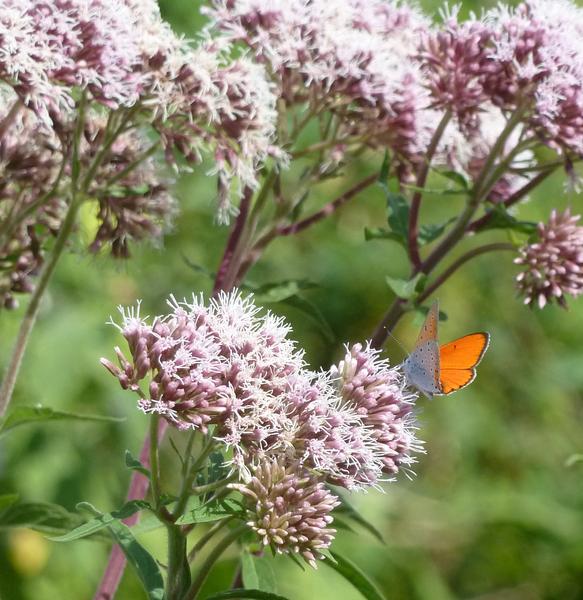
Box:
[515,209,583,308]
[103,291,419,564]
[103,291,419,489]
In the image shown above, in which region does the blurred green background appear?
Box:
[2,1,583,599]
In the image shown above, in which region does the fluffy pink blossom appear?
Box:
[515,209,583,308]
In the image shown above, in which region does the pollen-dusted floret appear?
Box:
[231,458,340,568]
[515,209,583,309]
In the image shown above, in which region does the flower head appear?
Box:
[515,209,583,308]
[232,458,339,568]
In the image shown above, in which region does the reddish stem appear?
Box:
[212,187,254,295]
[93,420,168,600]
[277,173,377,236]
[467,167,557,233]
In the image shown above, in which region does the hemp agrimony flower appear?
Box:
[515,209,583,309]
[103,291,420,491]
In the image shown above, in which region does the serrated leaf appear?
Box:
[335,497,384,544]
[479,205,537,235]
[385,273,426,300]
[242,552,278,593]
[175,497,240,525]
[418,217,456,246]
[49,500,152,542]
[326,551,386,600]
[0,494,19,511]
[125,450,151,478]
[206,590,289,600]
[0,502,85,536]
[74,503,164,600]
[0,405,124,436]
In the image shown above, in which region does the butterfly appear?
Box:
[402,301,490,397]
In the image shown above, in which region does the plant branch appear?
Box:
[277,173,378,236]
[416,243,516,304]
[212,187,254,295]
[468,166,558,233]
[408,111,452,269]
[185,524,248,600]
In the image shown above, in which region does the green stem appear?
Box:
[190,474,236,497]
[187,516,235,563]
[149,415,161,509]
[185,523,248,600]
[166,524,190,600]
[0,94,89,416]
[173,433,216,520]
[418,105,527,276]
[0,189,84,416]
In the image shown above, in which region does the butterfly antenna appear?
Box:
[384,329,408,361]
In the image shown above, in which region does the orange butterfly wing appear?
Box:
[438,332,490,394]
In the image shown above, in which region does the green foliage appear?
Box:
[0,405,124,436]
[241,551,278,593]
[325,551,386,600]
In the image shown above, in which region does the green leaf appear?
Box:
[435,169,469,190]
[242,551,278,593]
[125,450,151,478]
[335,497,384,544]
[385,273,426,300]
[175,497,240,525]
[0,502,85,536]
[251,279,316,304]
[325,551,386,600]
[565,454,583,468]
[281,294,335,343]
[206,590,289,600]
[479,204,537,235]
[0,405,124,436]
[386,192,410,245]
[75,503,164,600]
[363,228,404,244]
[377,152,392,193]
[414,304,448,322]
[418,217,456,246]
[0,494,19,511]
[49,500,152,542]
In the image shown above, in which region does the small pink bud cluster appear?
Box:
[515,209,583,308]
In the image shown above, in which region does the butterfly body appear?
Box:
[402,301,489,397]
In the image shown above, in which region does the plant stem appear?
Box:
[187,516,235,563]
[0,115,85,418]
[149,415,161,509]
[190,474,236,496]
[93,420,168,600]
[416,243,516,304]
[468,167,558,232]
[277,173,378,236]
[418,105,526,277]
[212,187,254,295]
[185,524,248,600]
[166,523,190,600]
[408,111,452,269]
[370,298,407,350]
